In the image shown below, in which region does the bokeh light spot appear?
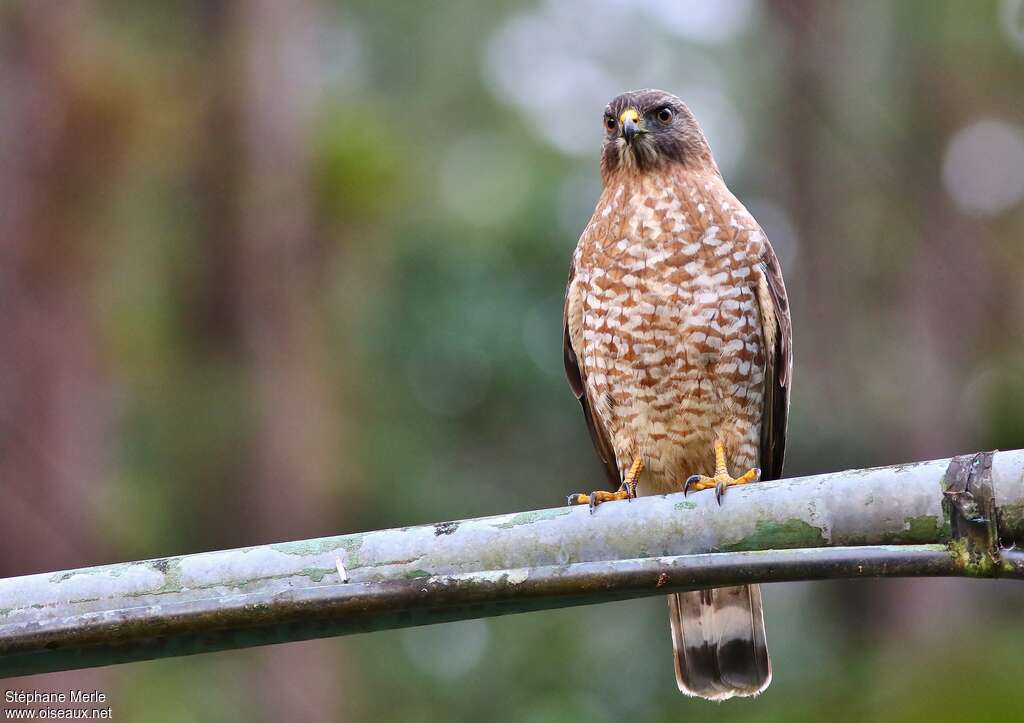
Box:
[942,119,1024,217]
[641,0,759,44]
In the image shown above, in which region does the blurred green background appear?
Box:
[2,0,1024,721]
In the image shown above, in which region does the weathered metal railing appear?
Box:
[1,449,1022,679]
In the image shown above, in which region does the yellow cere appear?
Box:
[619,108,640,124]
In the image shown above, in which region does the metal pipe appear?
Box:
[2,449,1023,678]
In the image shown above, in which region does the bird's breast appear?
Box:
[579,182,762,376]
[574,173,766,477]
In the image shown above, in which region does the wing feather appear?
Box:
[563,260,620,488]
[754,248,793,482]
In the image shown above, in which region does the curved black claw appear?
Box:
[567,491,601,515]
[714,480,726,505]
[683,474,701,496]
[617,479,637,501]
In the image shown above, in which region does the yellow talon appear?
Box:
[683,440,761,504]
[569,457,644,513]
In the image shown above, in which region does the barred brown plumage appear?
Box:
[564,89,792,700]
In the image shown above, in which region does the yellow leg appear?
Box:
[683,440,760,504]
[622,456,644,496]
[569,457,644,514]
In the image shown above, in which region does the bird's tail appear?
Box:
[667,585,771,700]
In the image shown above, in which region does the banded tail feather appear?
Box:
[668,585,771,700]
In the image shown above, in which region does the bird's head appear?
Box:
[599,89,716,180]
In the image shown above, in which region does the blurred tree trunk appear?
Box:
[0,1,115,577]
[772,0,869,653]
[771,0,995,668]
[879,5,996,646]
[0,0,123,702]
[192,1,349,719]
[900,41,991,462]
[234,0,343,540]
[772,0,846,390]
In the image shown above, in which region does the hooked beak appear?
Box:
[619,108,641,144]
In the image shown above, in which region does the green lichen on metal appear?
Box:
[297,567,334,583]
[673,501,697,510]
[492,508,572,529]
[879,515,946,544]
[720,519,828,552]
[125,559,185,597]
[946,539,1013,578]
[904,514,941,542]
[997,502,1024,544]
[271,533,366,560]
[123,559,337,598]
[340,536,366,570]
[941,506,953,541]
[49,564,127,584]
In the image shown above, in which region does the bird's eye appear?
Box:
[657,107,673,124]
[604,116,617,132]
